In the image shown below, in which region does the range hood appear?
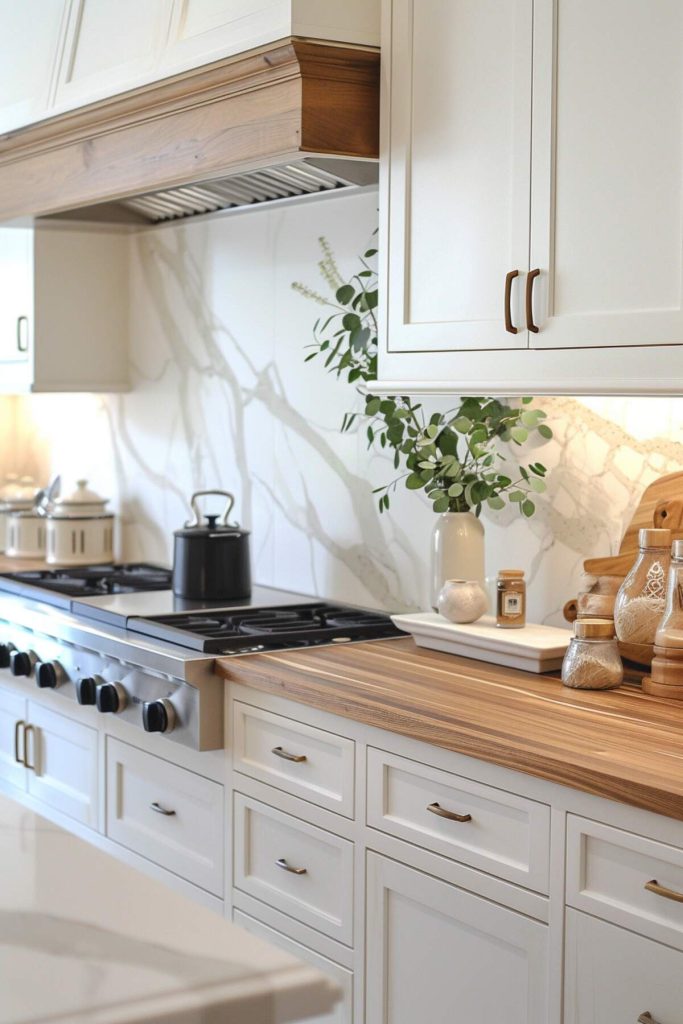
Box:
[0,39,379,226]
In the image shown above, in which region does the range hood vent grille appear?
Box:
[116,158,375,224]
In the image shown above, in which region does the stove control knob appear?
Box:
[10,650,35,678]
[96,682,127,714]
[0,643,16,669]
[142,699,176,734]
[36,661,63,689]
[75,676,99,706]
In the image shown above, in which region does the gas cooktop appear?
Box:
[0,563,173,609]
[128,603,403,654]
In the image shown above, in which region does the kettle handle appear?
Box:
[185,490,236,529]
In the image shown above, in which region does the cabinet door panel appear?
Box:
[0,689,27,794]
[54,0,173,109]
[26,702,97,828]
[0,0,66,133]
[0,227,32,366]
[161,0,289,73]
[366,853,548,1024]
[565,909,683,1024]
[531,0,683,348]
[384,0,533,353]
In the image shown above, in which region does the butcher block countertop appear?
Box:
[217,637,683,822]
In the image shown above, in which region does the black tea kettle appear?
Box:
[172,490,251,601]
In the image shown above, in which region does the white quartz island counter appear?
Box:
[0,793,338,1024]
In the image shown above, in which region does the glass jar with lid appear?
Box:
[655,539,683,649]
[561,618,624,690]
[614,528,672,646]
[496,569,526,628]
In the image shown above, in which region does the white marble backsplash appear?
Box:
[2,191,683,624]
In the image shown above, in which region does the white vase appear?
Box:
[430,512,486,611]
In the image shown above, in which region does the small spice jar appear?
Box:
[561,618,624,690]
[496,569,526,628]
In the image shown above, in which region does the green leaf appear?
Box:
[537,424,553,439]
[335,284,354,305]
[509,490,525,503]
[433,496,450,513]
[342,312,361,332]
[406,473,425,490]
[448,483,464,497]
[350,326,371,351]
[452,416,471,433]
[529,477,546,493]
[364,248,378,258]
[365,396,381,416]
[521,396,534,404]
[487,495,506,510]
[521,409,544,427]
[366,425,375,445]
[360,289,378,311]
[510,426,529,444]
[522,499,536,517]
[425,424,439,439]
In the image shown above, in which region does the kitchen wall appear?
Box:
[2,190,683,623]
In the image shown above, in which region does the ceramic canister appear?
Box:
[46,479,114,566]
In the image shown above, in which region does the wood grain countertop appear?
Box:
[217,637,683,822]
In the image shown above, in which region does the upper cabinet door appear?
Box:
[530,0,683,349]
[381,0,534,354]
[0,226,32,367]
[0,1,67,134]
[53,0,174,111]
[159,1,290,74]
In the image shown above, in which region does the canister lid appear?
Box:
[574,618,615,639]
[639,527,672,548]
[497,569,525,578]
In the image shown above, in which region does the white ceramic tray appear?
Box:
[391,613,572,673]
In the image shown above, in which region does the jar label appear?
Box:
[503,593,522,615]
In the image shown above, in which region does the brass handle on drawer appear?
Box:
[504,270,519,334]
[526,268,541,333]
[272,746,307,763]
[23,724,36,772]
[150,801,176,816]
[644,879,683,903]
[14,720,25,766]
[275,857,307,875]
[427,802,472,823]
[638,1013,656,1023]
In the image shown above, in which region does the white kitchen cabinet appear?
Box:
[26,701,98,827]
[379,0,683,394]
[0,689,27,794]
[565,909,683,1024]
[0,1,68,135]
[0,223,129,394]
[365,852,549,1024]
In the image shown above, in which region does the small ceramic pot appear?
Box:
[45,479,114,566]
[437,578,488,624]
[5,510,47,559]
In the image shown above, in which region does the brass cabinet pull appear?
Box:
[150,801,176,816]
[644,878,683,903]
[23,724,36,772]
[526,268,541,333]
[14,720,25,766]
[275,857,307,875]
[427,801,472,823]
[638,1013,656,1023]
[504,270,519,334]
[272,746,307,763]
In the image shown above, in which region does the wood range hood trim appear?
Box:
[0,38,380,224]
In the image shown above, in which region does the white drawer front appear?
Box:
[234,793,354,945]
[565,909,683,1024]
[106,738,224,897]
[234,910,353,1024]
[233,702,355,817]
[567,815,683,952]
[367,747,550,893]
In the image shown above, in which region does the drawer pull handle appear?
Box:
[427,802,472,823]
[23,724,36,772]
[275,857,307,875]
[638,1014,656,1023]
[272,746,307,763]
[644,879,683,903]
[504,269,519,334]
[150,801,176,817]
[526,268,541,333]
[14,720,25,766]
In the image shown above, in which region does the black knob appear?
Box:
[0,643,13,669]
[142,699,175,734]
[96,682,125,713]
[36,662,59,689]
[10,651,32,677]
[75,677,97,706]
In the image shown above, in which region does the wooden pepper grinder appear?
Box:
[644,539,683,698]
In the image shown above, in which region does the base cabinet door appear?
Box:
[366,853,548,1024]
[0,689,27,794]
[25,702,98,828]
[565,909,683,1024]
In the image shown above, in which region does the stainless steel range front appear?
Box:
[0,565,403,751]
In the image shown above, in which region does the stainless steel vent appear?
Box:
[98,157,378,225]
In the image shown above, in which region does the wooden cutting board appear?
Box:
[583,471,683,577]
